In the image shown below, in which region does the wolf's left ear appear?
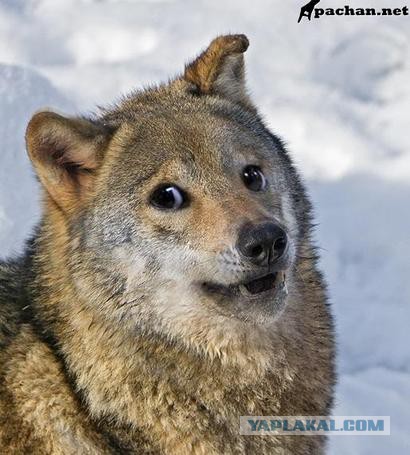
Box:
[26,111,113,212]
[184,34,254,110]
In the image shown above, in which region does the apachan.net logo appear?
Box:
[298,0,409,22]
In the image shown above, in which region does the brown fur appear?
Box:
[0,35,335,454]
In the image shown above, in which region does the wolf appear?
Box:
[0,35,335,454]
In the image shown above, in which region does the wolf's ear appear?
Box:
[26,111,112,212]
[184,34,254,110]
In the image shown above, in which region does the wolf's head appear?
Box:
[26,35,311,359]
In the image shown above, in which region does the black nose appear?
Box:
[237,222,288,266]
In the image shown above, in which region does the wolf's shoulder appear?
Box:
[0,257,27,348]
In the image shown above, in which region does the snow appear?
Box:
[0,0,409,453]
[0,64,73,257]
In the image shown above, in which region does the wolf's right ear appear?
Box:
[183,34,255,111]
[26,111,113,212]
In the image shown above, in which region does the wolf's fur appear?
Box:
[0,35,335,454]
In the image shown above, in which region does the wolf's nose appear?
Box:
[237,222,288,266]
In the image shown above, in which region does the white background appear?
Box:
[0,1,409,453]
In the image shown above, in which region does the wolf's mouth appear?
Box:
[241,272,279,294]
[202,271,285,298]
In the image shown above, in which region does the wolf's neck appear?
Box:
[56,306,293,452]
[31,216,295,449]
[35,269,292,440]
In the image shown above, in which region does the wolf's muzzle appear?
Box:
[237,221,288,267]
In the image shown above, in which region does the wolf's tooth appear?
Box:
[239,284,249,296]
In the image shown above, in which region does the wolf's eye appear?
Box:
[242,165,267,192]
[150,184,188,210]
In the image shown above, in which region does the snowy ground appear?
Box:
[0,0,409,453]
